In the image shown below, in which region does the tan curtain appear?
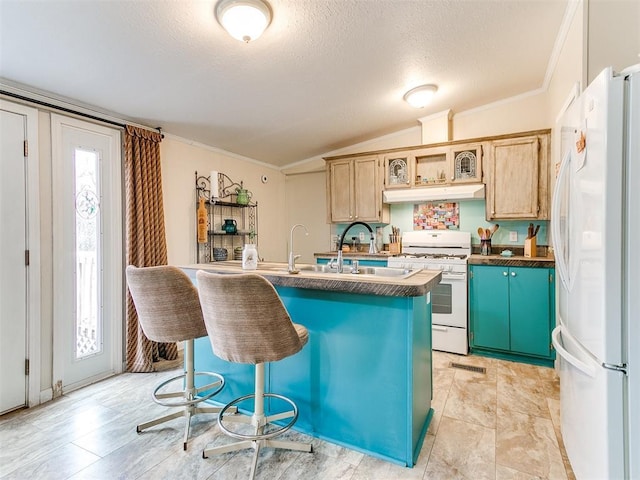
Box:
[124,125,178,372]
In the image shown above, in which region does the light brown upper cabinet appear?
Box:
[486,131,550,220]
[382,153,411,189]
[450,143,484,184]
[326,155,390,223]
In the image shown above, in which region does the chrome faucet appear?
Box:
[336,221,377,273]
[288,223,309,273]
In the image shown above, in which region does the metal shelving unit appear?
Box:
[195,171,257,263]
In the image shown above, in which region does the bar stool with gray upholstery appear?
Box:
[126,265,230,450]
[196,270,313,480]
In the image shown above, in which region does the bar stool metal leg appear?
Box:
[203,364,312,479]
[136,339,233,450]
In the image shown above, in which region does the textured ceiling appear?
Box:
[0,0,569,168]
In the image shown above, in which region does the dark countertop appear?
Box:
[468,253,555,268]
[181,261,441,297]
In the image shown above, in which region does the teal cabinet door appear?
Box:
[469,265,510,351]
[509,267,553,358]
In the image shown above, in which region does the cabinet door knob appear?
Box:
[511,271,517,277]
[503,271,508,276]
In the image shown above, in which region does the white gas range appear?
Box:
[388,230,470,355]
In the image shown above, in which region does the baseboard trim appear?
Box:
[39,388,53,405]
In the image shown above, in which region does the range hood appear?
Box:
[383,184,485,203]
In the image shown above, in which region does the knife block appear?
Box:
[524,237,537,258]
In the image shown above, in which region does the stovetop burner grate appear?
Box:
[413,253,468,260]
[399,253,468,261]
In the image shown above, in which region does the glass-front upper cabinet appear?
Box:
[451,143,483,183]
[383,153,411,188]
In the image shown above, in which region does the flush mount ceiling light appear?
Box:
[215,0,272,43]
[403,84,438,108]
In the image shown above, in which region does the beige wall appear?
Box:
[160,136,287,264]
[284,171,329,263]
[452,91,549,141]
[586,0,640,84]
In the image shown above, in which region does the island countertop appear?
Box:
[181,261,441,297]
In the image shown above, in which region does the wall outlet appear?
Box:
[359,232,365,241]
[509,231,518,242]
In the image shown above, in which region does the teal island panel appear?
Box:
[193,285,433,467]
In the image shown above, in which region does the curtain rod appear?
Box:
[0,88,164,138]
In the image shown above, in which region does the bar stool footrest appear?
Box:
[152,371,224,408]
[218,393,298,441]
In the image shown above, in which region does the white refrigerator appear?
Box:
[551,65,639,479]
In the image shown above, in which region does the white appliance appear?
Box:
[551,65,639,479]
[383,184,485,203]
[388,230,470,355]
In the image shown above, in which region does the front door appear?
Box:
[51,115,122,393]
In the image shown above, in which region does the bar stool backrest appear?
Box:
[196,271,308,365]
[126,265,207,343]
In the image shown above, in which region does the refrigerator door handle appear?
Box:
[551,150,572,291]
[551,325,596,377]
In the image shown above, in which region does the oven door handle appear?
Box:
[432,325,448,332]
[441,272,467,281]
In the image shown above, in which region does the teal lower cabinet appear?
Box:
[469,265,555,366]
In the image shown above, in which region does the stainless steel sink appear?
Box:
[295,264,420,278]
[258,263,420,279]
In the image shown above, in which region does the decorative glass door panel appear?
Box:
[74,148,101,359]
[451,144,483,183]
[383,153,411,188]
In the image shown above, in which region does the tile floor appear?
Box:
[0,352,575,479]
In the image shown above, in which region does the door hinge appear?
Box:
[470,332,474,341]
[25,250,30,266]
[550,342,554,351]
[25,358,29,375]
[550,273,553,283]
[469,270,473,279]
[24,140,28,157]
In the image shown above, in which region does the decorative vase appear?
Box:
[223,218,237,234]
[236,187,252,205]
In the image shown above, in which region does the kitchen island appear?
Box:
[181,262,441,467]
